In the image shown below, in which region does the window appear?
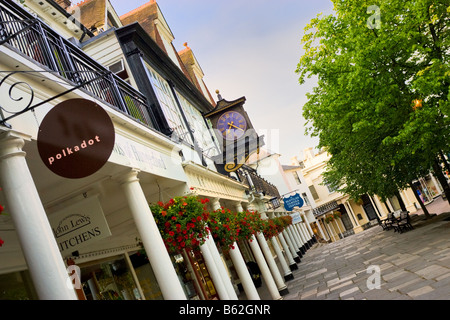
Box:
[309,185,319,200]
[146,66,193,144]
[292,171,302,185]
[326,183,337,194]
[108,59,128,81]
[302,192,311,206]
[175,92,219,156]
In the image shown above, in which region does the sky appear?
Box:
[110,0,335,164]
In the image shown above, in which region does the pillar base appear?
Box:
[289,263,298,271]
[300,246,306,254]
[297,250,303,258]
[294,256,301,263]
[284,273,294,282]
[279,287,289,296]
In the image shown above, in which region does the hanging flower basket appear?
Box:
[209,208,239,250]
[236,210,264,242]
[333,211,342,219]
[325,215,334,224]
[150,195,210,254]
[262,216,293,240]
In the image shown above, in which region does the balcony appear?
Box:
[0,0,154,129]
[237,166,281,199]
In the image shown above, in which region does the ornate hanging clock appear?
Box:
[217,110,247,141]
[204,92,264,173]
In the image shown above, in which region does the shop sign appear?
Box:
[290,212,302,225]
[37,99,115,179]
[48,196,112,254]
[283,193,304,211]
[110,134,187,182]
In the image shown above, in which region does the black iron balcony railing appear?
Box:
[312,200,339,217]
[237,167,280,199]
[0,0,154,128]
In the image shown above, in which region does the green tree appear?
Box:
[296,0,450,218]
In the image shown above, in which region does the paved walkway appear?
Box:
[282,197,450,300]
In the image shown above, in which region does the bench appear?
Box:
[378,211,400,230]
[393,211,413,233]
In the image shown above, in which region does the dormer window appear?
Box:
[108,59,128,81]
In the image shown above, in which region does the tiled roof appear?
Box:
[67,0,106,31]
[120,1,159,46]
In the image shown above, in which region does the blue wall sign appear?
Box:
[283,193,304,211]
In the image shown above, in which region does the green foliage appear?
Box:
[297,0,450,201]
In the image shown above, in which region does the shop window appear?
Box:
[0,270,38,300]
[79,254,142,300]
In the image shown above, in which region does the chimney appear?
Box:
[55,0,72,10]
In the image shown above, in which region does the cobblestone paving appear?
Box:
[283,206,450,300]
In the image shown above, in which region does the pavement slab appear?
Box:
[281,200,450,300]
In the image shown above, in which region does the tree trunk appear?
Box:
[439,150,450,173]
[409,182,431,219]
[433,157,450,205]
[394,190,407,212]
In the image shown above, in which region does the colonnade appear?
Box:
[0,129,317,301]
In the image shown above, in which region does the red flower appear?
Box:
[183,202,188,206]
[0,238,4,247]
[169,231,175,236]
[161,210,167,217]
[171,216,177,221]
[157,201,164,206]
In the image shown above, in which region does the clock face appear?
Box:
[217,111,247,140]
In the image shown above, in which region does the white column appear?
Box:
[248,235,282,300]
[118,169,186,300]
[228,242,260,300]
[300,222,312,247]
[282,229,300,262]
[345,202,360,226]
[344,202,358,228]
[315,218,327,240]
[324,219,337,242]
[270,236,293,281]
[277,232,297,270]
[286,225,301,253]
[200,240,230,300]
[294,224,306,248]
[255,232,287,295]
[369,196,382,218]
[208,198,237,299]
[290,223,303,250]
[334,218,344,237]
[206,233,237,299]
[302,214,315,238]
[0,131,77,300]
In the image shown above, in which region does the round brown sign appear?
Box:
[37,99,115,179]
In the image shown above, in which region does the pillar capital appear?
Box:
[0,129,30,160]
[210,197,221,211]
[115,168,141,185]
